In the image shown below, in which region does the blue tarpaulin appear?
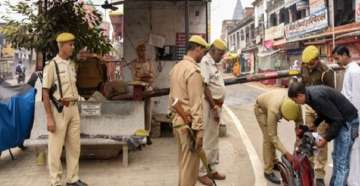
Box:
[0,82,36,152]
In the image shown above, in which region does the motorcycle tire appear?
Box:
[278,155,296,186]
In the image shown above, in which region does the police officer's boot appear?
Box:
[315,178,325,186]
[264,172,281,184]
[67,180,88,186]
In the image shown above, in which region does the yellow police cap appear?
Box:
[189,35,209,49]
[302,45,320,64]
[56,32,75,43]
[281,98,301,121]
[212,39,227,50]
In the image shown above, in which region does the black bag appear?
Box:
[49,60,64,113]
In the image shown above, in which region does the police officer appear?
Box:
[169,35,208,186]
[130,43,156,87]
[130,43,156,139]
[42,33,87,186]
[255,89,302,184]
[198,39,227,186]
[301,45,335,186]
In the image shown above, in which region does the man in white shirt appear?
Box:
[198,39,227,186]
[332,45,360,186]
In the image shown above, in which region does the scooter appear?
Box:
[278,125,316,186]
[17,72,25,84]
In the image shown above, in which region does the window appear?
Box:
[251,24,255,39]
[269,13,277,27]
[240,30,245,40]
[245,27,250,42]
[334,0,355,26]
[236,32,240,49]
[232,35,235,47]
[279,8,290,24]
[289,4,307,22]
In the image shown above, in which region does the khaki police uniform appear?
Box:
[199,53,225,176]
[254,89,302,174]
[301,61,334,179]
[130,59,155,85]
[131,59,156,133]
[169,56,204,186]
[43,55,80,185]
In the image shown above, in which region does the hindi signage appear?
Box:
[285,9,328,39]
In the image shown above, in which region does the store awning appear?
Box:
[336,30,360,39]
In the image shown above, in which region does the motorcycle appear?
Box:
[278,125,316,186]
[0,72,38,159]
[17,72,25,84]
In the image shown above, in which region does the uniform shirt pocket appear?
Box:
[58,72,69,84]
[69,66,77,83]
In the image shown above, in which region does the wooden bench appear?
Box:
[24,138,129,167]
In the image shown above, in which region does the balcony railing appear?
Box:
[267,0,285,13]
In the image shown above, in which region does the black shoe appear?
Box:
[67,180,88,186]
[273,163,280,172]
[146,136,152,145]
[264,172,281,184]
[316,178,325,186]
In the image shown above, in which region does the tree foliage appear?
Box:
[0,0,112,60]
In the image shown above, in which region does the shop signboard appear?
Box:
[356,0,360,22]
[285,9,328,39]
[265,23,285,41]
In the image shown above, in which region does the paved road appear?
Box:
[224,83,333,186]
[0,83,333,186]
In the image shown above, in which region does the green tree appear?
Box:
[0,0,112,61]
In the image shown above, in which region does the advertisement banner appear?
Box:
[285,9,328,39]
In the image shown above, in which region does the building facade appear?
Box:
[227,0,360,78]
[228,8,256,74]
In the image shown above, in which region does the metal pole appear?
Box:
[35,0,43,70]
[330,0,335,48]
[185,0,189,45]
[205,1,209,42]
[43,0,48,63]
